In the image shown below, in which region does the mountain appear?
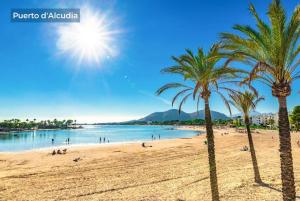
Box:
[189,110,229,120]
[232,111,261,118]
[138,109,191,122]
[138,109,229,122]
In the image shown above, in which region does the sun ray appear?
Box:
[55,6,120,67]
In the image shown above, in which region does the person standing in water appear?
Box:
[51,138,54,144]
[99,137,102,143]
[103,137,106,143]
[158,134,160,140]
[67,138,70,144]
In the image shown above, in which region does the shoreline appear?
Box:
[0,140,155,154]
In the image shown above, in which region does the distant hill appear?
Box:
[189,110,229,120]
[138,109,191,122]
[138,109,229,122]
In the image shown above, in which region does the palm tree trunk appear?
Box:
[278,96,296,201]
[204,97,220,201]
[245,116,262,183]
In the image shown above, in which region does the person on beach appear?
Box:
[151,134,154,140]
[99,137,102,143]
[103,137,106,143]
[67,138,70,144]
[108,139,110,143]
[51,138,54,144]
[158,134,160,140]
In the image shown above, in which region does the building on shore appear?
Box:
[232,113,279,128]
[250,113,278,127]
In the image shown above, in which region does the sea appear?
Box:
[0,125,201,152]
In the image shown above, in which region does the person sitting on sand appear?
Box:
[73,157,80,162]
[57,149,62,154]
[240,145,249,151]
[141,142,152,148]
[52,150,56,155]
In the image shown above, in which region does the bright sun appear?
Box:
[56,7,120,66]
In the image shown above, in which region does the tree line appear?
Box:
[0,119,77,131]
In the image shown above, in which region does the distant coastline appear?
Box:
[0,126,83,135]
[0,119,82,135]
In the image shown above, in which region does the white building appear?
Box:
[250,113,278,127]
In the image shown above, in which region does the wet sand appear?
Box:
[1,127,300,201]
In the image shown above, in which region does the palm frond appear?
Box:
[222,0,300,91]
[156,83,189,96]
[171,88,193,106]
[214,90,232,116]
[178,93,192,114]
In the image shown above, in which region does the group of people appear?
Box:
[151,134,160,140]
[99,137,110,143]
[51,137,110,145]
[51,138,70,145]
[51,135,163,145]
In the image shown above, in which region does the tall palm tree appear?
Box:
[221,1,300,200]
[228,91,264,183]
[156,44,245,201]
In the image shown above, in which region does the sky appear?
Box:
[0,0,299,123]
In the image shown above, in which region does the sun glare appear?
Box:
[56,7,120,66]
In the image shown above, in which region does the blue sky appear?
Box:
[0,0,299,123]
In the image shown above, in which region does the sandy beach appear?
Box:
[1,127,300,201]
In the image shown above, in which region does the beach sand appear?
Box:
[1,127,300,201]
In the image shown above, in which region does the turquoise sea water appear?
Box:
[0,125,201,152]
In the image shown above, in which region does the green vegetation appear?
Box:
[231,117,277,130]
[146,119,206,125]
[0,119,77,132]
[290,106,300,131]
[148,119,231,126]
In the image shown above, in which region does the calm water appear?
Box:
[0,125,200,152]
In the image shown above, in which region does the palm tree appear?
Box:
[221,1,300,200]
[228,91,264,183]
[156,44,245,201]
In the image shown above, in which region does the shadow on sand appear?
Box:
[258,182,300,199]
